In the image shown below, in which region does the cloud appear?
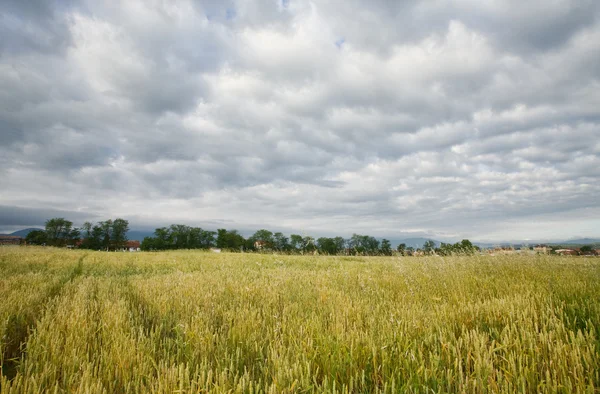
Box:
[0,0,599,241]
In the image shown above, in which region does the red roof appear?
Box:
[126,240,140,248]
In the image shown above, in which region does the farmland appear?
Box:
[0,248,599,393]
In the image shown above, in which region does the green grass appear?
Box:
[1,247,599,393]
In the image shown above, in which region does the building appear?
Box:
[0,235,23,245]
[254,240,268,249]
[124,240,141,252]
[554,249,578,256]
[533,245,551,254]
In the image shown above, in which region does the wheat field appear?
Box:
[0,247,598,393]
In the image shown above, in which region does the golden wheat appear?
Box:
[1,247,599,393]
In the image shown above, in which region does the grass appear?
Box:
[0,247,599,393]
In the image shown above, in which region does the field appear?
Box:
[0,248,599,393]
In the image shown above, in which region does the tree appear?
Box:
[397,243,407,255]
[216,229,244,251]
[437,242,453,256]
[153,227,171,250]
[302,236,316,253]
[78,221,106,250]
[216,229,229,249]
[333,237,346,254]
[248,229,274,250]
[348,234,380,255]
[169,224,190,249]
[317,237,336,255]
[45,218,77,247]
[99,220,113,251]
[437,239,477,256]
[423,240,436,255]
[141,236,156,251]
[290,234,303,252]
[111,218,129,250]
[26,230,47,245]
[273,232,290,252]
[458,239,476,255]
[580,245,594,255]
[380,239,392,256]
[201,229,217,248]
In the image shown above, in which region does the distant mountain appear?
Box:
[390,238,440,249]
[553,238,600,245]
[8,228,43,237]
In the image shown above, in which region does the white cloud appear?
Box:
[0,0,599,241]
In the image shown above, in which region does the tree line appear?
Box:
[26,218,130,251]
[25,218,479,255]
[139,225,479,256]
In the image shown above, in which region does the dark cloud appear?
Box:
[0,0,76,55]
[0,205,96,227]
[0,0,599,241]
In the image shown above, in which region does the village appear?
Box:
[2,233,598,256]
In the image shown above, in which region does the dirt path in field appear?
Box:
[1,253,88,380]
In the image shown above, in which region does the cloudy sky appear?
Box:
[1,0,599,241]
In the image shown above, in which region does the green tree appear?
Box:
[397,243,406,255]
[290,234,303,252]
[458,239,476,255]
[273,232,290,252]
[302,236,316,253]
[141,236,156,251]
[348,234,380,255]
[111,218,129,250]
[317,237,337,254]
[249,229,274,250]
[380,239,392,256]
[25,230,47,245]
[45,218,77,247]
[216,229,244,250]
[169,224,190,249]
[423,240,436,255]
[333,237,346,254]
[98,220,113,250]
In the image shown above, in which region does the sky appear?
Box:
[1,0,599,242]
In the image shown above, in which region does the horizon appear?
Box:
[1,1,599,241]
[2,222,599,246]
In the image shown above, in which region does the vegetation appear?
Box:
[437,240,478,256]
[20,217,598,256]
[1,248,599,393]
[25,218,130,251]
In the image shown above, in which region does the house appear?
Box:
[488,247,516,255]
[554,249,578,256]
[254,240,268,250]
[0,235,23,245]
[533,245,551,254]
[124,240,141,252]
[210,248,222,253]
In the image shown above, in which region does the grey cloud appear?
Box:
[0,0,76,55]
[0,204,96,227]
[0,0,599,241]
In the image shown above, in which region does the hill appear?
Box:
[555,238,600,245]
[390,238,440,249]
[5,228,44,237]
